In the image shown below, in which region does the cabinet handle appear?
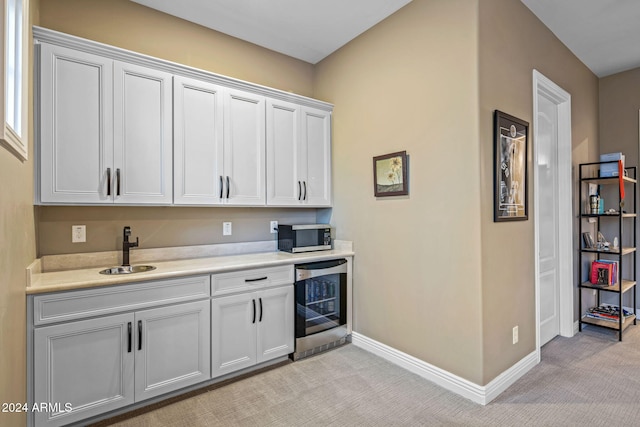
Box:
[219,176,224,199]
[116,168,121,196]
[226,176,230,199]
[107,168,112,196]
[127,322,132,353]
[138,320,142,351]
[252,299,256,324]
[245,276,267,283]
[259,298,263,322]
[298,181,302,201]
[303,181,307,201]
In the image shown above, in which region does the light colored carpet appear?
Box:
[97,326,640,426]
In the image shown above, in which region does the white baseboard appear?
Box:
[351,332,538,405]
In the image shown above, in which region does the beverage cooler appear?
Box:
[292,259,348,360]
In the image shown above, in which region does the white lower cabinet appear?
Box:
[33,299,210,427]
[211,284,294,378]
[134,301,211,401]
[34,313,134,427]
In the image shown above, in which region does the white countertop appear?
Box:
[27,245,354,295]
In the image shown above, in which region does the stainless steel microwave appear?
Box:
[278,224,332,253]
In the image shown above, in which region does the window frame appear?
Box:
[1,0,29,161]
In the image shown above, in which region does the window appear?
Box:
[1,0,29,160]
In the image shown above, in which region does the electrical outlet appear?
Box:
[223,222,232,236]
[512,326,519,344]
[72,225,86,243]
[270,221,278,234]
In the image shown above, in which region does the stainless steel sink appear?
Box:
[99,265,156,275]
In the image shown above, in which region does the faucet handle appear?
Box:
[132,237,139,248]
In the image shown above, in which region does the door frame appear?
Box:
[533,70,574,359]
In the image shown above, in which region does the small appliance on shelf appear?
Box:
[277,224,332,253]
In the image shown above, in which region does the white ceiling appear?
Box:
[131,0,413,64]
[521,0,640,77]
[132,0,640,77]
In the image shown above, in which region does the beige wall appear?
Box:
[38,0,314,97]
[478,0,599,382]
[599,67,640,310]
[316,0,600,387]
[315,0,485,384]
[38,206,316,255]
[0,2,38,425]
[600,67,640,167]
[36,0,320,256]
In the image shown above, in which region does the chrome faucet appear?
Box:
[122,226,139,267]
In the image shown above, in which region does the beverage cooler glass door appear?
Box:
[295,259,347,338]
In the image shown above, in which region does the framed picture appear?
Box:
[494,111,529,221]
[373,151,408,197]
[582,232,595,249]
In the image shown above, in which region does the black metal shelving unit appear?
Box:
[578,161,637,340]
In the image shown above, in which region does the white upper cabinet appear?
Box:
[266,99,301,206]
[38,42,173,205]
[266,100,332,206]
[223,89,266,205]
[34,28,333,207]
[113,62,173,204]
[173,76,224,205]
[301,106,332,206]
[39,44,113,204]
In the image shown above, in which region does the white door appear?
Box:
[113,61,173,204]
[257,285,295,362]
[266,98,302,205]
[134,300,211,401]
[39,43,113,204]
[223,89,266,205]
[302,107,332,206]
[174,76,225,205]
[33,313,134,427]
[211,292,257,377]
[534,70,573,348]
[537,95,561,346]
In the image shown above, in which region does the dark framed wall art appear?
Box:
[493,110,529,221]
[373,151,408,197]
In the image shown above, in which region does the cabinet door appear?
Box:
[257,285,294,363]
[33,313,134,427]
[113,62,173,204]
[266,99,302,206]
[301,107,332,206]
[211,292,257,377]
[174,76,225,205]
[223,89,266,205]
[134,300,211,401]
[39,43,113,204]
